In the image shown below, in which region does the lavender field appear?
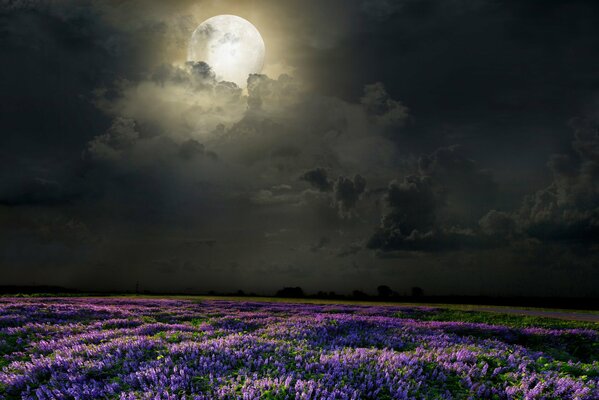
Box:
[0,297,598,399]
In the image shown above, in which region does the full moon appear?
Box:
[188,15,265,88]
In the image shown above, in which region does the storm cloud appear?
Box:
[1,0,598,296]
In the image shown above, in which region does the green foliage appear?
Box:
[140,315,157,324]
[153,331,182,343]
[397,308,599,330]
[395,309,599,362]
[192,375,212,392]
[0,333,31,363]
[260,387,290,399]
[421,362,471,399]
[189,318,209,326]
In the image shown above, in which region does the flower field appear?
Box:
[0,297,598,399]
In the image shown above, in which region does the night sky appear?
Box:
[1,0,598,296]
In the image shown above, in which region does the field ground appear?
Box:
[464,307,599,323]
[0,296,598,399]
[124,294,599,322]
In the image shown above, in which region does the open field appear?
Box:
[1,297,598,399]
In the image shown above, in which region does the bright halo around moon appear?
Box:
[188,15,265,88]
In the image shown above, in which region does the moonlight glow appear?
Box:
[188,15,265,88]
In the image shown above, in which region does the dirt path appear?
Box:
[471,307,599,322]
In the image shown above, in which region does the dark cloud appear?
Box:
[369,123,599,255]
[366,145,506,253]
[0,178,64,207]
[302,0,599,193]
[375,142,500,245]
[360,82,408,128]
[0,152,84,208]
[301,168,332,192]
[310,236,331,252]
[367,175,437,251]
[516,120,599,243]
[1,0,598,296]
[361,0,404,21]
[478,210,516,238]
[86,118,140,161]
[300,169,368,217]
[333,175,367,217]
[372,227,498,253]
[179,139,217,161]
[0,207,96,248]
[337,242,363,257]
[418,145,497,224]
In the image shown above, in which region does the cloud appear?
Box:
[2,0,599,296]
[250,189,303,206]
[418,145,497,224]
[301,168,332,192]
[299,169,369,217]
[310,236,330,252]
[478,210,516,238]
[0,177,63,207]
[360,82,409,128]
[94,62,246,144]
[367,175,437,251]
[247,73,301,112]
[515,118,599,243]
[178,139,217,161]
[337,242,363,257]
[372,227,499,253]
[367,120,599,255]
[361,0,404,21]
[333,174,367,217]
[67,62,413,255]
[0,207,96,246]
[86,117,140,161]
[0,153,84,207]
[365,145,505,253]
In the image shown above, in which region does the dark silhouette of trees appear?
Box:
[411,286,424,297]
[275,287,305,298]
[377,285,393,298]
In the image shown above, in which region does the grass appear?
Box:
[393,308,599,362]
[1,295,598,397]
[400,308,599,330]
[116,294,599,315]
[4,293,599,327]
[5,292,599,313]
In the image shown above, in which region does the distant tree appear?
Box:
[276,287,305,298]
[235,289,245,296]
[377,285,393,298]
[411,286,424,297]
[352,290,369,299]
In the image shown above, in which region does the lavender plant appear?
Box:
[0,297,597,399]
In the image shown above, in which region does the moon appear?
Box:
[188,15,265,88]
